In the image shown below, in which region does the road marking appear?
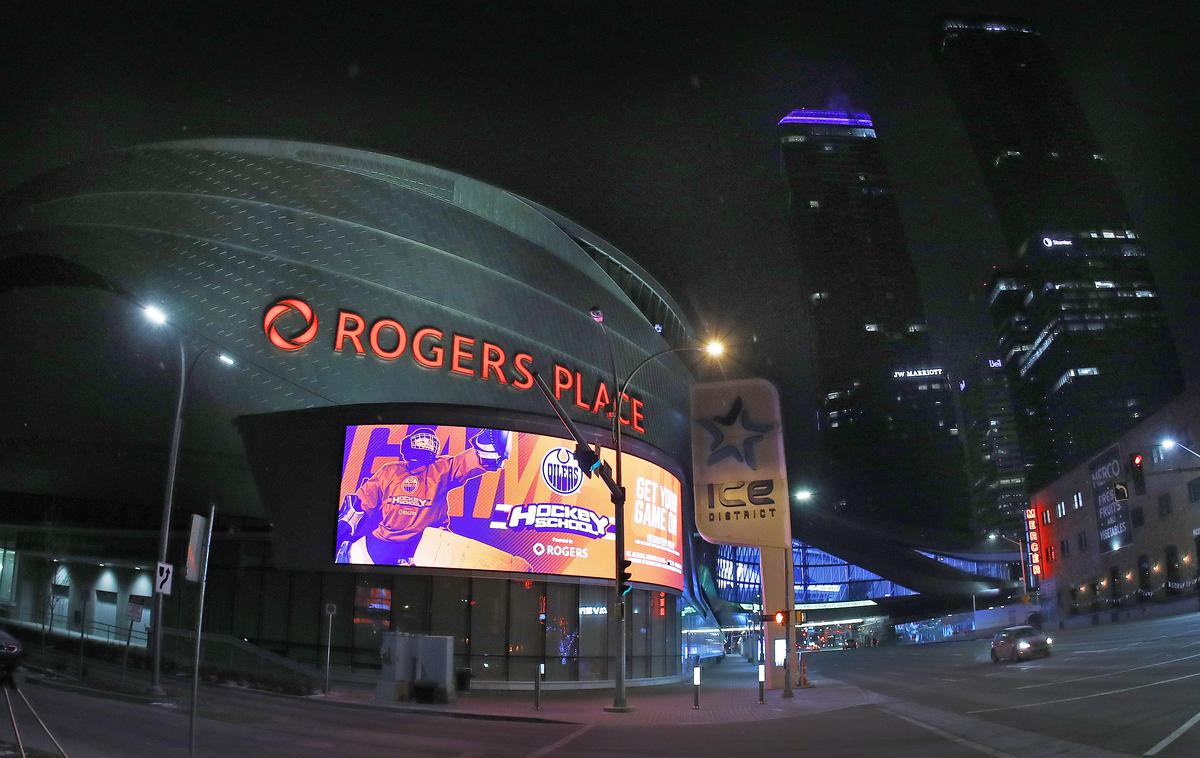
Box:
[884,709,1015,757]
[1144,709,1200,756]
[525,724,593,758]
[969,671,1200,714]
[1017,652,1200,690]
[1183,640,1200,648]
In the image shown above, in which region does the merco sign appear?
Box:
[261,297,648,433]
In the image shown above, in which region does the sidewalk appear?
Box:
[18,642,883,727]
[320,657,886,725]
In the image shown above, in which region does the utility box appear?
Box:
[376,633,455,704]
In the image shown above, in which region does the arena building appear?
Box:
[0,139,722,687]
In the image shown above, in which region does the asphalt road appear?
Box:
[3,611,1198,757]
[807,611,1200,757]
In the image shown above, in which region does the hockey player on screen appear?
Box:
[336,426,510,565]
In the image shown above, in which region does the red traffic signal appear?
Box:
[1129,452,1146,494]
[774,610,786,625]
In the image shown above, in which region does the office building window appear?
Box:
[1059,539,1069,558]
[1158,494,1172,518]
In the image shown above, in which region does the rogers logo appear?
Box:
[263,298,319,351]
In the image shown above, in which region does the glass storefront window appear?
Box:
[508,579,545,682]
[578,584,609,681]
[392,574,430,635]
[429,576,470,671]
[469,578,506,681]
[353,576,391,667]
[629,589,649,678]
[0,549,16,604]
[544,583,578,681]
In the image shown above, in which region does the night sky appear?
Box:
[3,1,1198,477]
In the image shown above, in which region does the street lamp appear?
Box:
[143,304,235,696]
[1161,438,1200,460]
[589,309,724,712]
[988,532,1029,600]
[794,489,814,503]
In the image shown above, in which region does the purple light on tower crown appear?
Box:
[777,110,874,127]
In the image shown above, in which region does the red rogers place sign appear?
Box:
[261,297,648,433]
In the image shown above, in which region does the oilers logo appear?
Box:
[541,447,583,496]
[401,475,420,493]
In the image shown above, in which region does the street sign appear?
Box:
[325,603,337,616]
[127,597,145,622]
[1114,481,1130,501]
[185,513,209,582]
[156,562,174,595]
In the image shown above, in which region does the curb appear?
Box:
[25,674,179,706]
[25,671,576,725]
[302,695,580,725]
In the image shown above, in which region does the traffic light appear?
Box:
[574,443,600,478]
[1130,452,1146,494]
[773,610,787,626]
[618,559,633,597]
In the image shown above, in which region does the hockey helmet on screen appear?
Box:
[470,428,511,471]
[401,426,440,467]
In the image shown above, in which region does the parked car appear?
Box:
[0,629,24,680]
[990,625,1052,663]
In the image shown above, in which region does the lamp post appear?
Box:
[143,305,235,696]
[989,532,1028,600]
[587,309,723,712]
[1161,438,1200,460]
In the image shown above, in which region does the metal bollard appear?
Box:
[693,662,701,709]
[757,662,765,704]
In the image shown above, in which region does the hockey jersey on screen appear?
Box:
[356,449,489,543]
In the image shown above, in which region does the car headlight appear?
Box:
[1046,637,1053,645]
[1018,641,1031,650]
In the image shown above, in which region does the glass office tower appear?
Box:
[779,110,968,530]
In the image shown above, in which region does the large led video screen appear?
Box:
[335,423,684,590]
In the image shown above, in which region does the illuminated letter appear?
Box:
[334,311,366,356]
[617,392,632,427]
[573,371,590,411]
[511,353,535,390]
[480,342,508,384]
[553,364,573,399]
[630,396,645,433]
[412,327,444,368]
[591,381,612,416]
[368,318,407,360]
[450,334,476,376]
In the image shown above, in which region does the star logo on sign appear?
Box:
[699,396,775,470]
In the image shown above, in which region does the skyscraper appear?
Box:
[779,110,968,531]
[960,355,1027,535]
[935,18,1184,488]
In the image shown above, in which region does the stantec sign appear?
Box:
[262,297,647,432]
